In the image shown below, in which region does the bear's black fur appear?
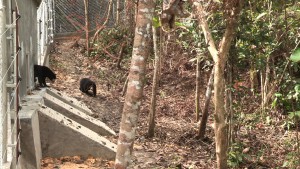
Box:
[34,65,56,87]
[79,78,97,97]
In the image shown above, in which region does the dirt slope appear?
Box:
[41,38,295,169]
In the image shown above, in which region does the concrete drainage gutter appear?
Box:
[18,88,117,169]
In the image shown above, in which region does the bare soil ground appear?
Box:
[41,39,298,169]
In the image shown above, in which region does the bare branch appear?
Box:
[191,1,218,61]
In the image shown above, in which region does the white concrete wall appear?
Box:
[1,0,54,168]
[10,0,39,97]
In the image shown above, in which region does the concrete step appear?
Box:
[45,88,93,116]
[38,105,116,159]
[43,92,116,136]
[18,88,117,169]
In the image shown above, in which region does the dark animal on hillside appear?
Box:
[79,78,97,97]
[34,65,56,87]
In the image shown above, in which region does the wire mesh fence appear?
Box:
[55,0,120,34]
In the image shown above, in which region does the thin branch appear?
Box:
[92,0,113,44]
[190,1,218,61]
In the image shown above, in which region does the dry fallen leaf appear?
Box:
[242,147,250,153]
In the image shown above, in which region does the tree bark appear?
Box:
[263,56,270,106]
[198,66,214,139]
[116,42,125,69]
[226,61,234,144]
[195,55,202,121]
[213,61,228,169]
[125,0,136,36]
[116,0,120,25]
[148,26,160,137]
[249,60,258,94]
[114,0,155,168]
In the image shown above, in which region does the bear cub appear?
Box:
[79,78,97,97]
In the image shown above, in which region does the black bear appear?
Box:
[34,65,56,87]
[79,78,97,97]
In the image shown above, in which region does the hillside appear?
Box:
[40,38,297,169]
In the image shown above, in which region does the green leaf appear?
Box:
[288,111,300,118]
[290,48,300,62]
[152,16,161,28]
[282,161,289,167]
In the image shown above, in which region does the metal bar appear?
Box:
[0,0,8,166]
[14,6,20,164]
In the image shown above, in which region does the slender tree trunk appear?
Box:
[83,0,90,56]
[226,61,234,144]
[263,56,270,106]
[195,55,202,121]
[190,1,242,168]
[117,42,125,69]
[115,0,155,168]
[121,76,129,97]
[260,66,265,113]
[249,60,258,94]
[116,0,120,25]
[198,66,214,139]
[263,60,290,107]
[148,26,160,137]
[125,0,135,36]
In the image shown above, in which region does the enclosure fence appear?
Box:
[55,0,120,35]
[37,0,55,65]
[0,1,22,168]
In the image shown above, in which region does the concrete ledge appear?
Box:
[45,88,93,115]
[18,88,117,168]
[38,106,116,160]
[2,163,11,169]
[43,93,116,136]
[19,91,44,169]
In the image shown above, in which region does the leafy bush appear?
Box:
[91,27,132,60]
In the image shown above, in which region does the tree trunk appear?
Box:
[125,0,135,36]
[226,61,234,144]
[116,0,120,25]
[148,26,160,137]
[195,55,202,121]
[198,66,214,139]
[83,0,90,56]
[263,60,290,107]
[249,60,258,94]
[114,0,155,168]
[214,61,228,169]
[116,42,125,69]
[260,66,265,112]
[190,1,242,168]
[263,56,270,106]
